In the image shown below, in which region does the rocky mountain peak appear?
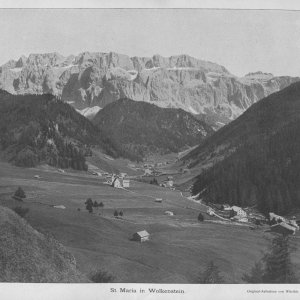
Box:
[0,51,299,128]
[15,55,27,68]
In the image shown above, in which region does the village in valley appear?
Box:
[87,155,300,237]
[1,144,300,283]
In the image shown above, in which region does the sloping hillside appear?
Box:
[93,98,214,161]
[0,92,123,169]
[0,205,86,282]
[183,82,300,214]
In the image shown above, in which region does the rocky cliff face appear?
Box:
[1,52,298,127]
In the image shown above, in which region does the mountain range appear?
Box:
[1,52,299,129]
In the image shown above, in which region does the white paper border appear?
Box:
[0,1,300,300]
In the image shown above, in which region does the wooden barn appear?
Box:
[132,230,150,242]
[270,222,296,235]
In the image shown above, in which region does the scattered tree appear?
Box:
[119,210,123,217]
[242,261,265,283]
[15,148,39,167]
[85,198,93,213]
[13,206,29,218]
[90,270,115,283]
[243,235,298,283]
[150,178,159,185]
[14,187,26,199]
[229,209,235,218]
[254,219,262,226]
[93,200,98,208]
[114,210,119,217]
[197,212,204,222]
[198,261,224,283]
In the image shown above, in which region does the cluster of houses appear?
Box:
[206,202,299,235]
[140,161,174,177]
[159,176,174,189]
[206,203,266,224]
[144,168,162,177]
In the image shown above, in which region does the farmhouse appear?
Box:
[231,206,247,217]
[132,230,150,242]
[112,177,122,188]
[161,179,174,187]
[269,212,286,223]
[111,175,130,188]
[269,212,299,230]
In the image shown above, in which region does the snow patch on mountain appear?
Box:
[9,67,22,73]
[77,106,101,120]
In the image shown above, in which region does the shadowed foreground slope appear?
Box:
[0,205,87,282]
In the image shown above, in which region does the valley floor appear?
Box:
[0,162,299,283]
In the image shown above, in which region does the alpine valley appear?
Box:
[1,51,300,284]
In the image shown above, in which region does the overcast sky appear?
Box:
[0,9,300,77]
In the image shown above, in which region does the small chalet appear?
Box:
[132,230,150,242]
[164,211,174,216]
[111,175,130,188]
[161,179,174,187]
[112,177,122,188]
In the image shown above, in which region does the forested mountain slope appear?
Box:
[93,98,214,160]
[0,92,119,169]
[187,82,300,214]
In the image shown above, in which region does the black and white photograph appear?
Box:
[0,0,300,299]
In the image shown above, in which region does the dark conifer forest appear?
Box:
[191,82,300,215]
